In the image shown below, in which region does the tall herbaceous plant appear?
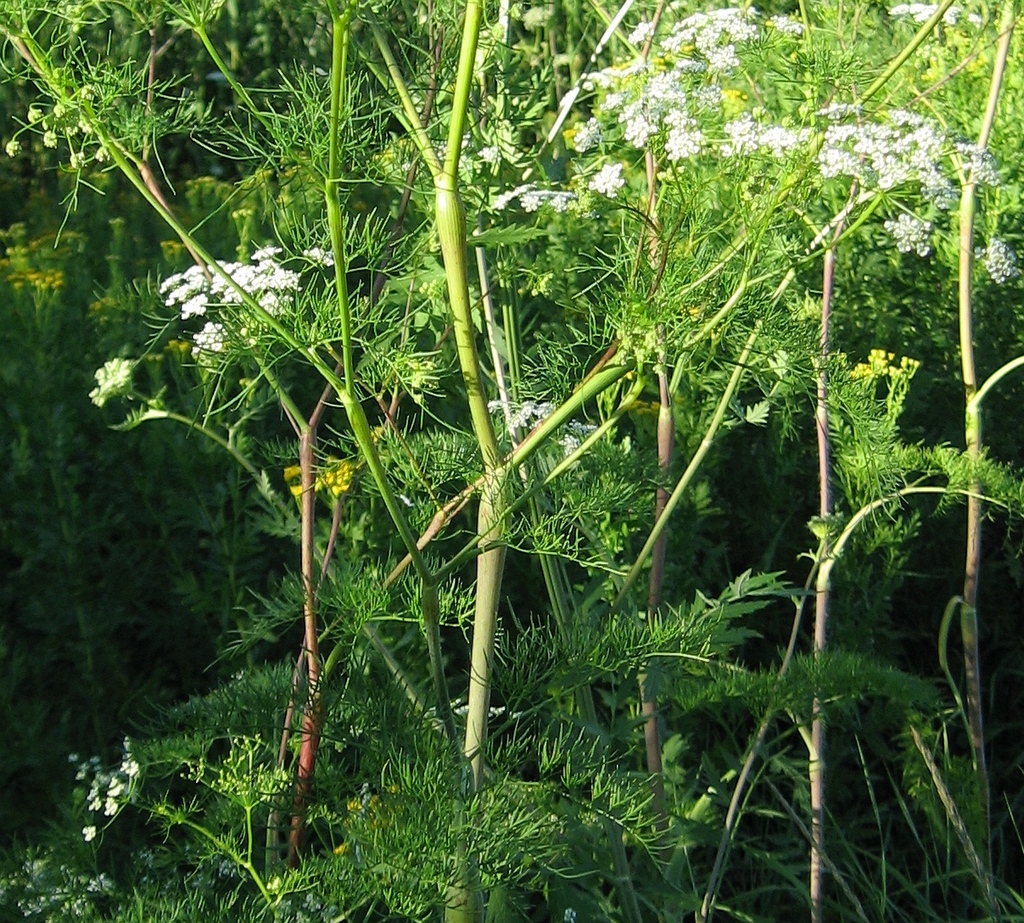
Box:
[1,0,1022,920]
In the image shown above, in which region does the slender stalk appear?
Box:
[614,325,761,607]
[535,531,645,923]
[859,0,959,103]
[640,361,671,856]
[434,151,507,798]
[699,545,822,923]
[287,427,321,866]
[955,0,1014,868]
[809,209,845,923]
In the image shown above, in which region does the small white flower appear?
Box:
[27,106,44,124]
[82,826,97,843]
[975,238,1019,284]
[956,142,1000,187]
[251,245,283,262]
[89,358,136,407]
[769,14,804,35]
[43,130,58,149]
[68,150,85,170]
[5,139,21,157]
[889,3,960,24]
[757,125,808,158]
[478,144,501,165]
[884,213,932,256]
[722,114,760,156]
[493,184,576,213]
[664,112,702,161]
[303,246,335,268]
[193,321,226,354]
[589,162,626,197]
[573,117,602,153]
[628,20,656,46]
[818,102,862,121]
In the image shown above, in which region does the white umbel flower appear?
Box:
[975,238,1019,284]
[589,162,626,197]
[884,213,933,256]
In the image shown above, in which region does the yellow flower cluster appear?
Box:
[2,266,65,291]
[850,348,920,382]
[283,456,360,500]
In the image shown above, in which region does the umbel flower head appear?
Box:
[89,358,136,407]
[159,247,310,355]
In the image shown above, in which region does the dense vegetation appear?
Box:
[1,0,1023,920]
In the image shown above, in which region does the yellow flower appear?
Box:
[318,457,358,498]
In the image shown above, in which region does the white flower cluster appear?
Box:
[889,3,976,24]
[491,398,554,433]
[588,64,708,157]
[71,740,140,843]
[1,855,114,919]
[769,14,804,35]
[277,890,341,923]
[956,142,1001,186]
[89,357,136,408]
[160,246,302,321]
[493,183,577,213]
[661,7,760,72]
[573,117,603,153]
[589,162,626,197]
[628,21,656,46]
[302,246,336,269]
[819,110,957,206]
[489,399,597,456]
[884,213,933,256]
[722,113,810,158]
[160,246,312,355]
[975,237,1019,284]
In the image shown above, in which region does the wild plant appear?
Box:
[1,0,1023,920]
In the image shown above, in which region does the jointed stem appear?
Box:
[955,0,1015,871]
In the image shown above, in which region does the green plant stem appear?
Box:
[327,10,357,392]
[860,0,959,102]
[699,545,822,923]
[433,363,635,584]
[193,25,270,131]
[535,535,645,923]
[968,354,1024,415]
[641,360,671,856]
[131,408,265,486]
[955,0,1014,867]
[434,155,506,801]
[367,23,443,178]
[615,325,761,608]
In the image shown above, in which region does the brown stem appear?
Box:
[641,363,671,857]
[810,204,847,923]
[287,428,323,866]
